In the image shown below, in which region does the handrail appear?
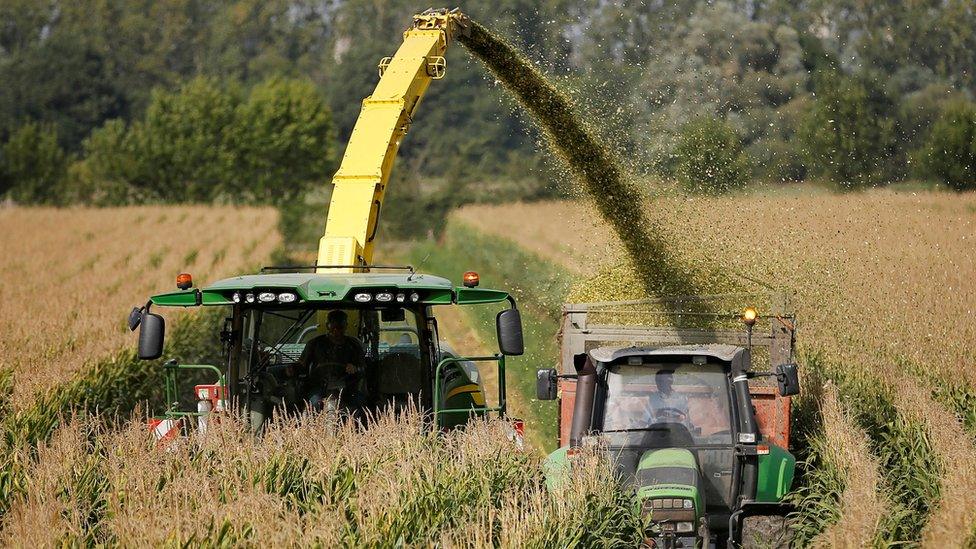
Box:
[162,361,225,416]
[260,264,414,273]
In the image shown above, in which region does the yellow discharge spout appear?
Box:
[317,9,468,272]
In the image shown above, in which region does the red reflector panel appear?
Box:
[512,419,524,436]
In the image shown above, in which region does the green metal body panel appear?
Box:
[638,447,697,470]
[151,290,231,307]
[434,355,506,428]
[150,273,511,308]
[755,443,796,502]
[635,448,703,518]
[542,446,571,491]
[454,287,510,305]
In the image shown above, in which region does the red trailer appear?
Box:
[553,292,796,450]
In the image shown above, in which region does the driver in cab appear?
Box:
[297,310,365,411]
[647,369,690,423]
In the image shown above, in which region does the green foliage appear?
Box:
[788,431,845,546]
[674,117,751,193]
[825,357,943,545]
[799,71,897,188]
[66,120,142,205]
[0,122,69,204]
[236,78,334,202]
[74,76,333,205]
[621,1,810,175]
[0,0,332,148]
[918,99,976,191]
[0,308,226,516]
[747,138,807,182]
[132,77,243,202]
[2,0,976,204]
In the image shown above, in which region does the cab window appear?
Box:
[602,364,733,445]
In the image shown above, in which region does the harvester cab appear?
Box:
[537,294,799,548]
[129,267,525,439]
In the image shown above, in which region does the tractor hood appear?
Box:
[635,448,704,519]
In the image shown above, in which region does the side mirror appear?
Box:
[776,363,800,396]
[496,308,524,356]
[138,312,165,360]
[536,368,558,400]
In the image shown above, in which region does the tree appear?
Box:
[134,77,243,201]
[918,99,976,191]
[73,75,334,204]
[235,77,334,203]
[622,1,810,175]
[799,70,896,188]
[0,122,69,203]
[674,116,751,194]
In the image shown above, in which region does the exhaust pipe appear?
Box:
[569,354,597,448]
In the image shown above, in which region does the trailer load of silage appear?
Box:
[458,21,708,311]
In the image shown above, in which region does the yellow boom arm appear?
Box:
[317,9,468,272]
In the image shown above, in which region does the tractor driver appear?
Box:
[647,369,690,424]
[297,310,365,411]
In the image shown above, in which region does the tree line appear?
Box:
[0,0,974,216]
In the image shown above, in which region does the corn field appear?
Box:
[0,206,280,412]
[0,205,647,546]
[456,190,976,546]
[0,205,280,537]
[1,410,645,547]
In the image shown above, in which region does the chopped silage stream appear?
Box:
[458,21,713,313]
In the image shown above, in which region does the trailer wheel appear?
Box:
[740,515,791,548]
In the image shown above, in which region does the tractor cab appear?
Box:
[128,266,525,439]
[537,295,800,548]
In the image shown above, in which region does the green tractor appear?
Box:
[129,267,525,439]
[537,295,800,548]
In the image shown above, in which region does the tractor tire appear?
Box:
[741,515,791,548]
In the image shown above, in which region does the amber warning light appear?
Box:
[741,306,758,327]
[176,273,193,290]
[462,271,480,288]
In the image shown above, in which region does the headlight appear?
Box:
[683,499,693,509]
[375,292,393,302]
[232,292,241,303]
[396,293,406,303]
[277,292,297,303]
[354,292,372,303]
[245,293,255,304]
[258,292,276,303]
[676,521,694,533]
[409,292,420,302]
